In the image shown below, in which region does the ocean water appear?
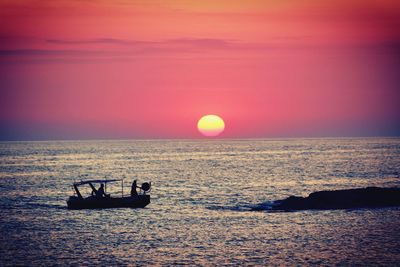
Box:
[0,138,399,266]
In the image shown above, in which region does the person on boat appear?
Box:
[131,180,138,197]
[96,183,106,198]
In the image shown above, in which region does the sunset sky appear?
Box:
[0,0,399,140]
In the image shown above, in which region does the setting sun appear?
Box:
[197,115,225,137]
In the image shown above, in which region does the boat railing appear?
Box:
[71,179,151,198]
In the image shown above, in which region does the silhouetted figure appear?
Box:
[131,180,138,197]
[96,184,106,198]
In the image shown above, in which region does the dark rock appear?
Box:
[272,187,400,211]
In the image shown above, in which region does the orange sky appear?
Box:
[0,0,399,139]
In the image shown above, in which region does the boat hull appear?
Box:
[67,195,150,209]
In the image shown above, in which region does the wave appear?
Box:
[25,202,67,209]
[206,201,275,212]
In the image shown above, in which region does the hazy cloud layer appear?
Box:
[1,0,399,139]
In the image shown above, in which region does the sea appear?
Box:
[1,138,399,266]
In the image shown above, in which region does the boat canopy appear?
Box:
[73,179,121,186]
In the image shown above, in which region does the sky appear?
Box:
[0,0,399,140]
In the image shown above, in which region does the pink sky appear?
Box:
[0,0,399,140]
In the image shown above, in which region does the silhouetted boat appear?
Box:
[67,179,151,209]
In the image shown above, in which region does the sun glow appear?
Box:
[197,115,225,137]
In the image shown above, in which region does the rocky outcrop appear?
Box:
[271,187,400,211]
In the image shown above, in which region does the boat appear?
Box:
[67,179,151,209]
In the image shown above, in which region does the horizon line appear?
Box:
[1,135,399,143]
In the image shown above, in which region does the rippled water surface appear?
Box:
[1,138,400,265]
